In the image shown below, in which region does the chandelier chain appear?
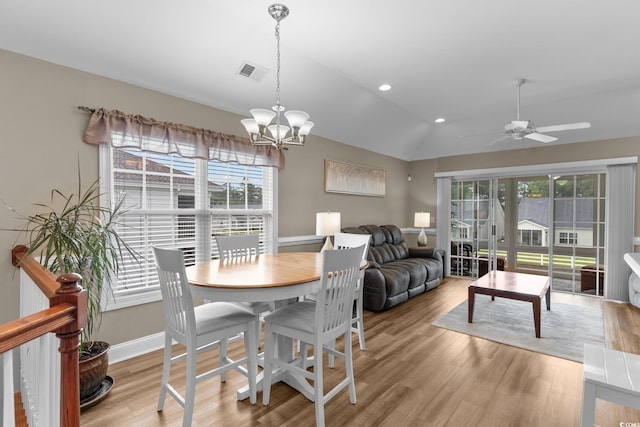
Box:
[275,19,282,128]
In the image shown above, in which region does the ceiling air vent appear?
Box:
[237,61,268,82]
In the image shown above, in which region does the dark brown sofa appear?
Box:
[341,224,444,311]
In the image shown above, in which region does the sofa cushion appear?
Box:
[387,260,427,292]
[360,224,410,263]
[360,225,386,246]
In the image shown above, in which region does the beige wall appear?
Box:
[280,137,410,236]
[0,49,410,345]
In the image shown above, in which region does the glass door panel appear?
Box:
[551,173,605,296]
[513,177,550,276]
[450,179,495,278]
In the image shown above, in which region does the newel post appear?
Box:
[50,273,87,427]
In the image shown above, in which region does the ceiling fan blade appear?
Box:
[535,122,591,133]
[490,135,511,146]
[525,132,557,143]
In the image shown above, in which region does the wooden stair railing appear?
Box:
[0,245,87,427]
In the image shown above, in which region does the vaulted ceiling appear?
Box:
[1,0,639,161]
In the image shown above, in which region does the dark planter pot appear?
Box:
[79,341,110,401]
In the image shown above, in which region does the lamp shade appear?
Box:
[284,110,310,128]
[316,212,341,236]
[267,124,290,139]
[414,212,431,228]
[298,121,315,136]
[241,118,259,134]
[250,108,276,126]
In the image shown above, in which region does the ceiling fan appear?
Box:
[491,79,591,145]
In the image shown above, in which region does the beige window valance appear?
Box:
[82,108,285,169]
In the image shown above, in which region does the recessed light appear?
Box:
[378,84,392,91]
[435,118,446,123]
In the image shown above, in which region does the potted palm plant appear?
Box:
[14,174,137,407]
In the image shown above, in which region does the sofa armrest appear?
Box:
[366,261,382,270]
[408,247,442,263]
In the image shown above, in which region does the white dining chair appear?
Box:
[214,234,275,347]
[301,232,370,368]
[262,245,364,427]
[215,234,261,260]
[153,246,258,427]
[333,232,370,351]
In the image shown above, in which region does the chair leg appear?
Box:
[314,342,325,427]
[157,334,172,411]
[356,296,365,351]
[245,320,258,405]
[300,342,310,369]
[327,338,336,368]
[262,323,275,405]
[254,315,262,354]
[219,338,229,382]
[580,381,597,427]
[183,348,197,427]
[345,331,357,404]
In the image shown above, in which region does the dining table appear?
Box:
[185,251,366,402]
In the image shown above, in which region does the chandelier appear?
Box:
[241,3,314,150]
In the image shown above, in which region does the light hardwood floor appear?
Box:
[80,277,640,426]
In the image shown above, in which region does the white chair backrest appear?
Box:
[153,246,195,338]
[334,232,370,260]
[215,234,260,260]
[316,246,364,335]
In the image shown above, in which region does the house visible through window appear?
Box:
[100,145,275,309]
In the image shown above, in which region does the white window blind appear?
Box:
[99,145,276,310]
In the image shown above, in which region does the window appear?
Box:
[518,229,543,246]
[559,231,578,245]
[457,227,469,240]
[100,145,276,309]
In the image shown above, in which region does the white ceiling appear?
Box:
[2,0,640,161]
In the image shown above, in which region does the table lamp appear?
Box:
[316,212,341,252]
[414,212,430,247]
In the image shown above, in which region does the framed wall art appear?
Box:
[324,159,386,197]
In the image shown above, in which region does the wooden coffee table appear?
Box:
[468,270,551,338]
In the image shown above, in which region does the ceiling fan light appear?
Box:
[250,109,276,126]
[298,121,314,136]
[268,124,290,139]
[512,120,529,130]
[284,110,310,128]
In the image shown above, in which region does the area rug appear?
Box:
[432,297,605,362]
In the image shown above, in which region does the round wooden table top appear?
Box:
[186,252,325,290]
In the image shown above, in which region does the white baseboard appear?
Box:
[108,332,165,365]
[108,331,243,365]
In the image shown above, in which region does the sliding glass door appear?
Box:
[450,173,606,296]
